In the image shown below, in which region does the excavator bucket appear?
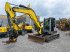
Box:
[28,33,59,43]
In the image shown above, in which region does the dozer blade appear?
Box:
[28,35,45,43]
[28,33,59,43]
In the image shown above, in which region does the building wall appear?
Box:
[15,14,40,30]
[0,15,8,26]
[16,14,34,28]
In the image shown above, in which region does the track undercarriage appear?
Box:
[28,31,59,43]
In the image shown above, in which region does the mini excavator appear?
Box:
[3,2,59,43]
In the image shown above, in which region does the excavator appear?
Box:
[3,2,59,43]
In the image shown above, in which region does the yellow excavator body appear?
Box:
[25,26,33,30]
[0,27,8,33]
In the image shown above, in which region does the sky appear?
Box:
[0,0,70,21]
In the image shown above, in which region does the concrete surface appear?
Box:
[0,28,70,52]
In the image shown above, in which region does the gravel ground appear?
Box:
[0,28,70,52]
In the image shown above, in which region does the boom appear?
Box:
[5,2,42,34]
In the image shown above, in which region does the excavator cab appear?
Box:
[43,18,56,34]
